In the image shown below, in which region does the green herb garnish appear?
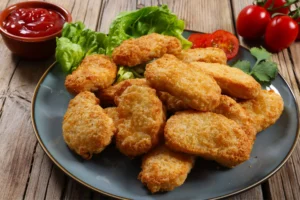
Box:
[232,47,278,84]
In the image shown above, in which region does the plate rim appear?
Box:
[31,49,300,200]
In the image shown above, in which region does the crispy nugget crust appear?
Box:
[103,107,119,128]
[177,47,227,64]
[190,62,261,99]
[62,91,115,159]
[116,85,166,157]
[145,54,221,111]
[98,78,149,106]
[165,111,252,168]
[213,95,257,144]
[138,145,195,193]
[65,54,117,95]
[157,91,190,112]
[112,33,182,67]
[239,90,284,133]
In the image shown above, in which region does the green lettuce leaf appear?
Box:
[106,5,192,55]
[56,22,108,73]
[55,37,85,73]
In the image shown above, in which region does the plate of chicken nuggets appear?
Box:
[32,31,299,200]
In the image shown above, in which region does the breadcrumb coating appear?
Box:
[239,90,284,133]
[63,91,115,159]
[116,85,166,157]
[112,33,182,67]
[138,145,195,193]
[145,54,221,111]
[165,111,252,168]
[177,47,227,64]
[189,62,261,99]
[65,54,117,95]
[98,78,149,107]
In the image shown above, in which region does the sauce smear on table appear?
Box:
[3,8,65,37]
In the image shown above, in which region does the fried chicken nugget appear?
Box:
[177,47,227,64]
[116,85,166,157]
[157,91,190,112]
[103,107,119,127]
[138,145,195,193]
[112,33,182,67]
[145,54,221,111]
[189,62,261,99]
[98,78,149,106]
[63,91,115,159]
[239,90,284,133]
[213,95,257,143]
[65,54,117,95]
[165,111,252,168]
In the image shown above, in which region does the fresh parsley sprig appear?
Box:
[232,47,278,84]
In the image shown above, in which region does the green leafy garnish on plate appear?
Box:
[55,5,191,75]
[116,65,145,83]
[55,37,85,73]
[232,47,278,84]
[55,22,108,73]
[106,5,192,55]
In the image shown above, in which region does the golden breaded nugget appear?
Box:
[157,91,190,112]
[112,33,182,67]
[190,62,261,99]
[63,91,115,159]
[145,54,221,111]
[103,107,119,127]
[165,111,252,168]
[239,90,284,133]
[116,85,166,157]
[65,54,117,95]
[98,78,149,106]
[138,145,195,193]
[213,95,256,143]
[177,47,227,64]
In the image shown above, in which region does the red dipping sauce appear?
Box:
[3,8,65,37]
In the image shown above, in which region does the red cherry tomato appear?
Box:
[264,16,299,52]
[188,33,211,48]
[264,0,290,15]
[237,5,271,39]
[296,18,300,40]
[207,30,239,60]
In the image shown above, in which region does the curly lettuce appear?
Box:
[56,22,108,73]
[55,5,191,76]
[106,5,192,55]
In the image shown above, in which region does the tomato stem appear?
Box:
[254,0,268,6]
[267,0,300,11]
[290,8,300,19]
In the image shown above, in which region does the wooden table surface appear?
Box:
[0,0,299,199]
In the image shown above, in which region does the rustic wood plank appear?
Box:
[0,58,54,200]
[137,0,158,8]
[23,145,53,200]
[98,0,136,33]
[226,186,264,200]
[162,0,234,33]
[0,93,40,199]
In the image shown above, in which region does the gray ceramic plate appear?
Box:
[32,31,299,200]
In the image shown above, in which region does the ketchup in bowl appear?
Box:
[3,8,65,37]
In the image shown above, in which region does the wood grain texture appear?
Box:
[226,186,264,200]
[98,0,136,33]
[162,0,234,33]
